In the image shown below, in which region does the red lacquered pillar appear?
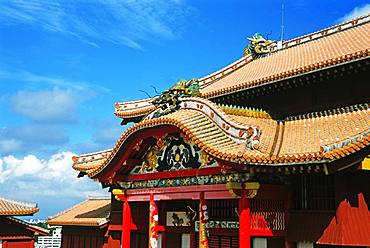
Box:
[239,189,251,248]
[122,198,132,248]
[113,189,131,248]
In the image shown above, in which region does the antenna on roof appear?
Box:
[280,0,285,42]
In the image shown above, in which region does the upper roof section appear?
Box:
[47,196,110,227]
[0,197,39,216]
[114,15,370,120]
[199,14,370,98]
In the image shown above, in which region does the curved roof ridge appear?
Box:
[198,55,253,88]
[179,97,265,132]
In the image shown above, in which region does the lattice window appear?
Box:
[292,174,335,210]
[208,199,238,221]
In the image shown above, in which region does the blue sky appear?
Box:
[0,0,369,219]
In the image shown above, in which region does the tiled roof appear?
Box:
[200,15,370,98]
[113,15,370,119]
[72,98,370,178]
[47,196,110,227]
[0,197,39,216]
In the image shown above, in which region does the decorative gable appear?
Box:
[130,134,216,174]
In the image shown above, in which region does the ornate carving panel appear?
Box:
[131,134,216,174]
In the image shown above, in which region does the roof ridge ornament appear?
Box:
[151,78,200,117]
[243,33,274,58]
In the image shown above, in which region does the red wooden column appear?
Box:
[239,189,251,248]
[239,182,260,248]
[112,189,131,248]
[122,198,132,248]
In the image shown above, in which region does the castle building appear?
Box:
[71,15,370,248]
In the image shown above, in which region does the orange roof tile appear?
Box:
[47,196,110,227]
[200,16,370,98]
[0,197,39,216]
[72,98,370,178]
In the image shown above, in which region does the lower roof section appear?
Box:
[47,196,110,227]
[72,98,370,179]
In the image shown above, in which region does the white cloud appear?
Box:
[11,87,78,123]
[337,4,370,23]
[0,151,102,197]
[0,0,195,49]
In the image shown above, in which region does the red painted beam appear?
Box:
[118,167,223,181]
[125,184,237,201]
[127,184,228,195]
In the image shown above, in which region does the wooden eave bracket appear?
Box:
[361,157,370,170]
[112,189,126,201]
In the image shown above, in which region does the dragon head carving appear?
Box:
[151,79,200,117]
[244,33,274,57]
